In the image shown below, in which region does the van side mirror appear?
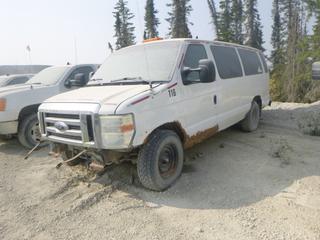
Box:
[182,59,215,84]
[312,62,320,80]
[199,59,215,83]
[89,72,95,80]
[65,73,87,88]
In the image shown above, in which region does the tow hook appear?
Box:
[56,150,87,169]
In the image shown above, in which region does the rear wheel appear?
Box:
[240,101,261,132]
[137,130,184,191]
[18,113,44,149]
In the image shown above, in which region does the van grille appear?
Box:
[41,112,95,144]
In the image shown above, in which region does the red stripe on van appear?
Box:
[131,96,150,105]
[167,83,178,89]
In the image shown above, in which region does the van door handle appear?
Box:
[213,95,217,105]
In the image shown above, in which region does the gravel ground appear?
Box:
[0,102,319,240]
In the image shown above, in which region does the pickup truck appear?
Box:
[39,39,270,191]
[0,74,34,87]
[0,64,98,148]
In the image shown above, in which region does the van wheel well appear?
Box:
[253,96,262,110]
[146,122,186,145]
[18,104,40,122]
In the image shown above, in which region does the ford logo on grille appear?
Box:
[54,122,69,132]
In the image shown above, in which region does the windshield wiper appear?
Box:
[27,82,42,85]
[90,78,103,82]
[88,77,168,87]
[111,78,168,85]
[111,77,143,83]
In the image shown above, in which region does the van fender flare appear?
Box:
[144,121,219,149]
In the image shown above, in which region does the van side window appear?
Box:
[238,49,263,76]
[183,44,208,83]
[211,45,243,79]
[259,52,268,73]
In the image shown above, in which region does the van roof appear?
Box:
[138,38,262,53]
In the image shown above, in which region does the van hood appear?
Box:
[45,85,151,105]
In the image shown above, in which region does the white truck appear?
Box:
[0,64,98,148]
[39,39,270,191]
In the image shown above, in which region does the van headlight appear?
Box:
[99,114,135,149]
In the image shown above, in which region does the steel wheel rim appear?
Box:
[30,122,41,143]
[158,144,178,179]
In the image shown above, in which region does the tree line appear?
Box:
[270,0,320,102]
[113,0,320,103]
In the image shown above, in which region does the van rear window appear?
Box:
[259,52,268,73]
[211,46,243,79]
[238,49,263,76]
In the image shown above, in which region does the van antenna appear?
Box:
[74,35,78,64]
[108,42,114,53]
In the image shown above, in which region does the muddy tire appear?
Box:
[61,150,82,166]
[18,113,44,149]
[137,130,184,191]
[241,101,261,132]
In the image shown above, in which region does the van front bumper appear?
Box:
[0,121,18,135]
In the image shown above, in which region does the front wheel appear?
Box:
[137,130,184,191]
[18,113,45,149]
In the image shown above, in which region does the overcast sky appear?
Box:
[0,0,276,65]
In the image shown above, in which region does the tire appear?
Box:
[241,101,261,132]
[61,150,82,166]
[18,113,45,149]
[137,130,184,191]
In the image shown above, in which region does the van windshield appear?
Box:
[89,41,182,85]
[27,66,70,85]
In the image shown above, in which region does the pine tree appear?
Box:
[303,0,320,102]
[244,0,264,50]
[271,0,283,66]
[144,0,160,39]
[231,0,244,44]
[307,0,320,56]
[280,0,302,101]
[167,0,193,38]
[113,0,136,50]
[207,0,219,38]
[218,0,233,42]
[208,0,244,44]
[114,12,123,49]
[270,0,316,102]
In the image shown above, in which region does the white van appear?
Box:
[0,64,98,148]
[39,39,270,191]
